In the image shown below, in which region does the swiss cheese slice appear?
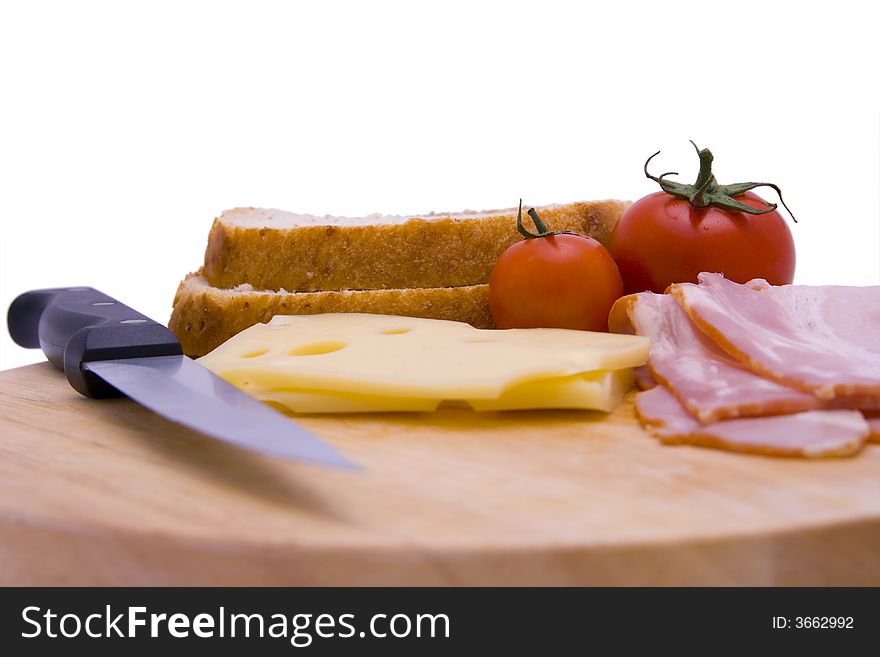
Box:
[197,314,649,406]
[244,368,634,414]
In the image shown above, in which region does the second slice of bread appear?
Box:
[203,200,627,293]
[170,272,493,357]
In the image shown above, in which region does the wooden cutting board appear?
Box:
[2,362,880,585]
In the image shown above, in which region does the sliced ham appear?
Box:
[635,386,870,458]
[865,413,880,443]
[633,365,657,390]
[609,292,825,423]
[672,272,880,399]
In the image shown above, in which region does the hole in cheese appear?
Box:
[381,328,411,335]
[288,341,348,356]
[241,349,269,358]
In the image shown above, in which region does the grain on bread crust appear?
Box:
[203,200,627,293]
[169,272,493,357]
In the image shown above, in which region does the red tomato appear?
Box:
[608,144,796,294]
[489,231,624,332]
[609,191,795,294]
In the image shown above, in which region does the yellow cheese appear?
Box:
[258,387,443,414]
[468,368,633,412]
[243,368,634,414]
[197,314,650,404]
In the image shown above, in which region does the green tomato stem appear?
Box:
[644,141,798,223]
[515,199,575,239]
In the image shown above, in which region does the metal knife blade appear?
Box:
[85,356,356,468]
[7,286,357,469]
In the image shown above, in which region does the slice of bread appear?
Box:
[169,273,493,357]
[203,200,627,293]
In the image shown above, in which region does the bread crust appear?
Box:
[169,273,493,357]
[202,200,627,293]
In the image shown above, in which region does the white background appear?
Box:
[1,0,878,370]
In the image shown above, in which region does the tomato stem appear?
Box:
[644,142,797,223]
[516,199,550,238]
[515,199,581,239]
[689,142,716,208]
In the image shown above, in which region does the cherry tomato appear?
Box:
[489,205,624,331]
[608,144,796,294]
[609,191,795,294]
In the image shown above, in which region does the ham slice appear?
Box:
[672,273,880,399]
[633,365,656,390]
[609,292,825,422]
[635,386,870,458]
[865,413,880,443]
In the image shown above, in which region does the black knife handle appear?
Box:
[7,287,182,398]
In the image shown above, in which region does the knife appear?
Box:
[7,287,356,469]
